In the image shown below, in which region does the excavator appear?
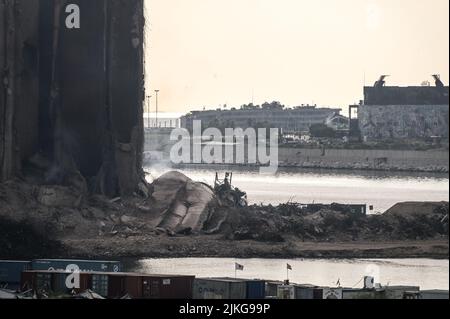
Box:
[214,172,248,207]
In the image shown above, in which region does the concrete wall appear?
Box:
[359,104,449,140]
[143,131,449,172]
[278,147,449,171]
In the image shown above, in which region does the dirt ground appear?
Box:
[1,171,448,260]
[64,236,449,260]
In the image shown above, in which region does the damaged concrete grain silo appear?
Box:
[0,0,146,197]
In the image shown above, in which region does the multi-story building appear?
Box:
[181,104,341,133]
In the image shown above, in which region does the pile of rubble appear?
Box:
[1,170,448,259]
[203,201,449,243]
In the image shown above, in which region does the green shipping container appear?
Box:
[194,278,247,299]
[31,259,121,273]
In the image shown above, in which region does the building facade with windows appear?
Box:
[181,105,341,133]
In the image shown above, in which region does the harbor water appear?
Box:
[141,167,449,290]
[145,166,449,213]
[128,258,449,291]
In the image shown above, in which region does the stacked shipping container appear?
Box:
[193,278,266,299]
[31,259,121,273]
[0,261,31,290]
[0,259,121,291]
[21,271,195,299]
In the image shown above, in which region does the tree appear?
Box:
[241,103,259,110]
[309,124,337,138]
[262,101,284,109]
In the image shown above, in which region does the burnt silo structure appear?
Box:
[0,0,146,197]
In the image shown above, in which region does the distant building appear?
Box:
[350,76,449,140]
[181,103,341,133]
[144,112,183,128]
[325,113,349,132]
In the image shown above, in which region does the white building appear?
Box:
[143,112,183,128]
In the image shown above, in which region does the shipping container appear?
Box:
[246,280,266,299]
[312,287,340,299]
[295,284,317,299]
[75,272,194,299]
[342,288,383,299]
[0,261,31,290]
[323,287,343,299]
[313,287,323,299]
[211,277,265,299]
[277,285,296,299]
[124,275,142,299]
[35,272,52,292]
[21,270,90,295]
[92,274,109,297]
[141,275,194,299]
[52,272,90,294]
[108,274,126,298]
[265,281,283,298]
[20,271,35,291]
[403,291,421,299]
[384,286,420,299]
[20,270,194,299]
[53,273,69,294]
[275,284,317,299]
[420,290,449,300]
[31,259,121,273]
[313,287,344,299]
[194,278,247,299]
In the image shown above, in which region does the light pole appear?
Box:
[146,95,152,129]
[154,90,160,128]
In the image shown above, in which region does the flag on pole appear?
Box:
[287,263,292,271]
[235,263,244,271]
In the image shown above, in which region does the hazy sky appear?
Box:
[144,0,449,113]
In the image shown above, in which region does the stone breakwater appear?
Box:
[146,146,449,173]
[276,148,449,173]
[143,131,449,173]
[276,161,448,173]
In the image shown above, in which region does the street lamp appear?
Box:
[146,95,152,128]
[154,90,160,128]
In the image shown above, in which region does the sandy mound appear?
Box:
[385,202,449,218]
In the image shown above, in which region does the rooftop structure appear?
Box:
[364,86,449,106]
[350,76,449,140]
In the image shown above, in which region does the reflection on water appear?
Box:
[127,258,449,290]
[145,166,449,213]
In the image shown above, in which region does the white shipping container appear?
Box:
[277,285,296,299]
[322,288,343,299]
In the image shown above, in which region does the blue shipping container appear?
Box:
[295,285,316,299]
[31,259,121,273]
[0,261,31,290]
[246,280,266,299]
